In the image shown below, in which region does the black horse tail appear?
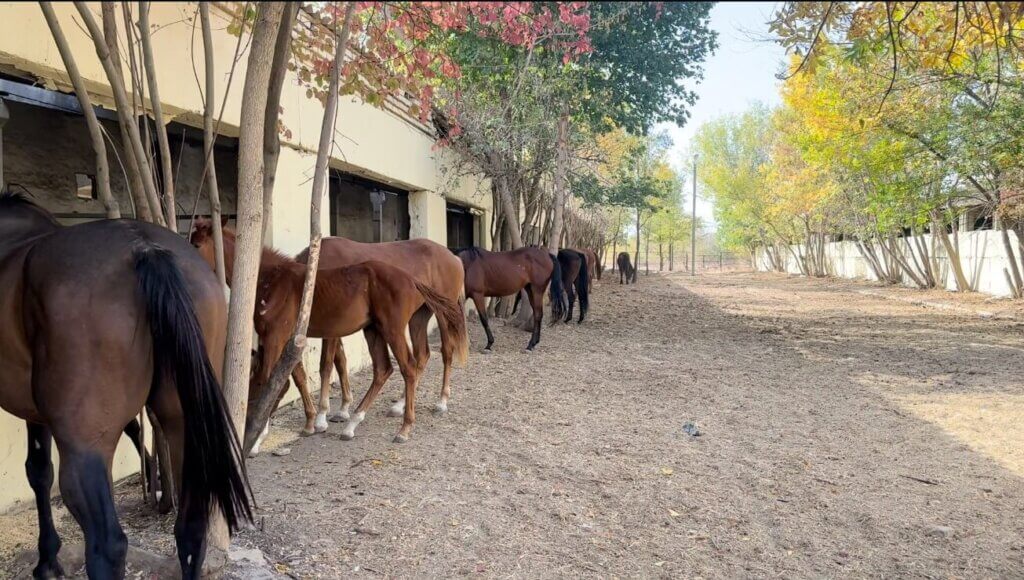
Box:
[548,252,567,319]
[574,250,589,320]
[134,244,253,533]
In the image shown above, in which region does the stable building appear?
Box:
[0,2,490,510]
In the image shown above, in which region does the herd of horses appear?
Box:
[0,192,612,579]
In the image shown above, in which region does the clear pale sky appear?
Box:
[660,2,788,231]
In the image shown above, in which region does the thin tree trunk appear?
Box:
[245,2,352,454]
[998,220,1023,297]
[39,2,120,218]
[633,209,641,283]
[200,2,226,288]
[78,1,164,225]
[137,1,176,230]
[216,0,285,553]
[547,109,568,254]
[261,2,301,246]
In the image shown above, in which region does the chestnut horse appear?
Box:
[558,249,590,324]
[454,246,566,351]
[0,192,250,579]
[190,222,468,444]
[248,247,468,443]
[572,248,599,290]
[193,221,465,430]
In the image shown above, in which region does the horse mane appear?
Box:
[0,188,59,224]
[451,246,484,260]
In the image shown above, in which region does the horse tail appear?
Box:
[548,252,567,319]
[133,244,253,533]
[414,281,469,368]
[512,290,522,316]
[575,251,589,316]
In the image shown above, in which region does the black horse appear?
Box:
[617,252,635,284]
[558,249,589,323]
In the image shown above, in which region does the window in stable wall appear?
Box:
[328,171,410,242]
[446,201,477,249]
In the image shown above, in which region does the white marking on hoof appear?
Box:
[386,399,405,418]
[249,422,270,457]
[328,408,350,422]
[433,400,448,416]
[340,412,365,441]
[314,412,329,433]
[393,433,409,444]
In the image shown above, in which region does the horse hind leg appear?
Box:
[26,423,64,579]
[54,437,127,579]
[341,327,393,441]
[526,285,544,351]
[328,339,353,422]
[382,325,421,443]
[388,308,429,418]
[470,293,495,352]
[315,339,339,432]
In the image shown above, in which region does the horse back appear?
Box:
[301,236,463,301]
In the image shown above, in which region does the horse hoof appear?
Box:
[480,347,492,354]
[433,403,448,416]
[393,434,409,444]
[300,427,316,437]
[248,449,261,458]
[329,410,350,422]
[339,431,355,441]
[32,560,64,580]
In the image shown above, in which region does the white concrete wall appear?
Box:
[757,230,1023,298]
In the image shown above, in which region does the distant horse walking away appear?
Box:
[191,224,467,445]
[618,252,636,284]
[456,246,566,351]
[558,249,590,323]
[0,193,251,579]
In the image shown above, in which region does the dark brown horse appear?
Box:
[558,249,590,323]
[455,246,566,351]
[617,251,636,284]
[0,192,250,579]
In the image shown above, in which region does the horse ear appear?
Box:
[221,215,229,227]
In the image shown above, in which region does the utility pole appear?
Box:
[690,154,698,276]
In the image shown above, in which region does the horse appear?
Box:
[454,246,566,351]
[558,249,590,323]
[188,222,468,444]
[0,192,251,579]
[617,252,635,284]
[572,247,599,290]
[191,221,467,438]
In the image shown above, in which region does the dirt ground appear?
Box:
[4,269,1024,578]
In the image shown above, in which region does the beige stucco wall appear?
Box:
[0,2,490,511]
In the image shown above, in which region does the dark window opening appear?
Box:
[446,201,477,249]
[973,213,993,231]
[329,171,409,242]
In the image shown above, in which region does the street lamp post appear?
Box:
[690,154,697,276]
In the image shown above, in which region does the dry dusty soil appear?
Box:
[4,270,1024,578]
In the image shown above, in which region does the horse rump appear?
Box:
[413,280,470,367]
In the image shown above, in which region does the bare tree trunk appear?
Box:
[216,0,286,552]
[39,2,120,219]
[261,2,301,246]
[998,220,1023,297]
[644,228,650,275]
[547,109,568,254]
[633,209,641,283]
[200,2,226,288]
[245,2,353,455]
[77,1,164,225]
[659,242,663,271]
[136,1,176,230]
